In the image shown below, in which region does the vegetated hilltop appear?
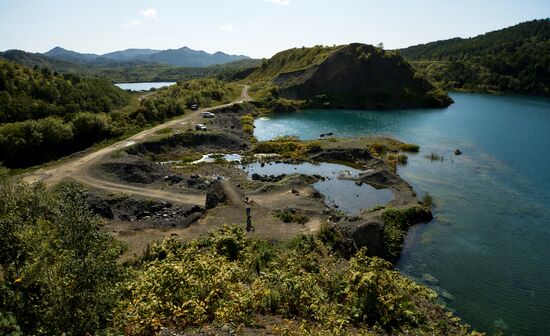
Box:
[400,19,550,96]
[248,43,452,110]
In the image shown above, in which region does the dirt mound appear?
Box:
[127,131,248,156]
[310,148,373,163]
[87,194,203,229]
[358,169,400,189]
[99,156,167,184]
[205,179,227,210]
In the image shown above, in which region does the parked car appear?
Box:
[202,111,215,118]
[190,104,199,111]
[195,124,207,131]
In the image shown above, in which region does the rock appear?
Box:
[205,179,227,210]
[454,149,462,155]
[339,218,386,257]
[311,148,373,163]
[86,196,114,219]
[422,273,440,286]
[164,174,184,183]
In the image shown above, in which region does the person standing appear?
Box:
[245,197,254,232]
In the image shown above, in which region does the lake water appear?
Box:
[243,161,393,215]
[114,82,176,91]
[254,92,550,335]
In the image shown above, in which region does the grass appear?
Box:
[399,143,420,152]
[422,193,433,208]
[387,153,408,165]
[426,152,444,161]
[273,208,310,224]
[253,137,322,158]
[154,128,174,135]
[241,115,255,134]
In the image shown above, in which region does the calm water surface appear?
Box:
[115,82,176,91]
[254,93,550,335]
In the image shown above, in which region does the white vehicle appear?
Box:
[202,111,215,118]
[195,124,207,131]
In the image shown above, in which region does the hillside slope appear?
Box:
[400,19,550,95]
[249,44,452,109]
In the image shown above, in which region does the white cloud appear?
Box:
[140,8,158,20]
[264,0,290,5]
[219,24,235,32]
[122,20,142,29]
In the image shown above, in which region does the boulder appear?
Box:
[338,218,385,257]
[205,179,227,210]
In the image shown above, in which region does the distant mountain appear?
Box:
[400,19,550,96]
[0,49,84,72]
[102,48,160,62]
[247,43,452,109]
[141,47,249,67]
[44,46,100,63]
[41,46,250,67]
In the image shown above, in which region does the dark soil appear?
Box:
[87,193,203,229]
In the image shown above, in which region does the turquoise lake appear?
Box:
[254,93,550,335]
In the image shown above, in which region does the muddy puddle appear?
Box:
[243,162,393,215]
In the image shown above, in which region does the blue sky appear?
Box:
[0,0,548,58]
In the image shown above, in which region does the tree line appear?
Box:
[400,19,550,96]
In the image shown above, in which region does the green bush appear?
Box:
[0,177,124,335]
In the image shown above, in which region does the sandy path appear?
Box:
[22,86,251,205]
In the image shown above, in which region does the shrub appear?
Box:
[113,226,477,335]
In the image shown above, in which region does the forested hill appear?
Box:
[0,60,130,167]
[0,60,130,123]
[400,19,550,96]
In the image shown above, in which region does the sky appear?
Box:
[0,0,548,59]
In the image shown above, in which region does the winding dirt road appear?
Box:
[23,86,252,204]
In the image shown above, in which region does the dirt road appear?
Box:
[22,85,252,205]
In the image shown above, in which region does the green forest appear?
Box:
[0,60,239,168]
[0,173,482,335]
[400,19,550,95]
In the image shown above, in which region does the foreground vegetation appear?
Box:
[401,19,550,96]
[0,59,240,168]
[0,172,481,335]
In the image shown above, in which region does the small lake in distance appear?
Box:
[115,82,176,91]
[254,92,550,335]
